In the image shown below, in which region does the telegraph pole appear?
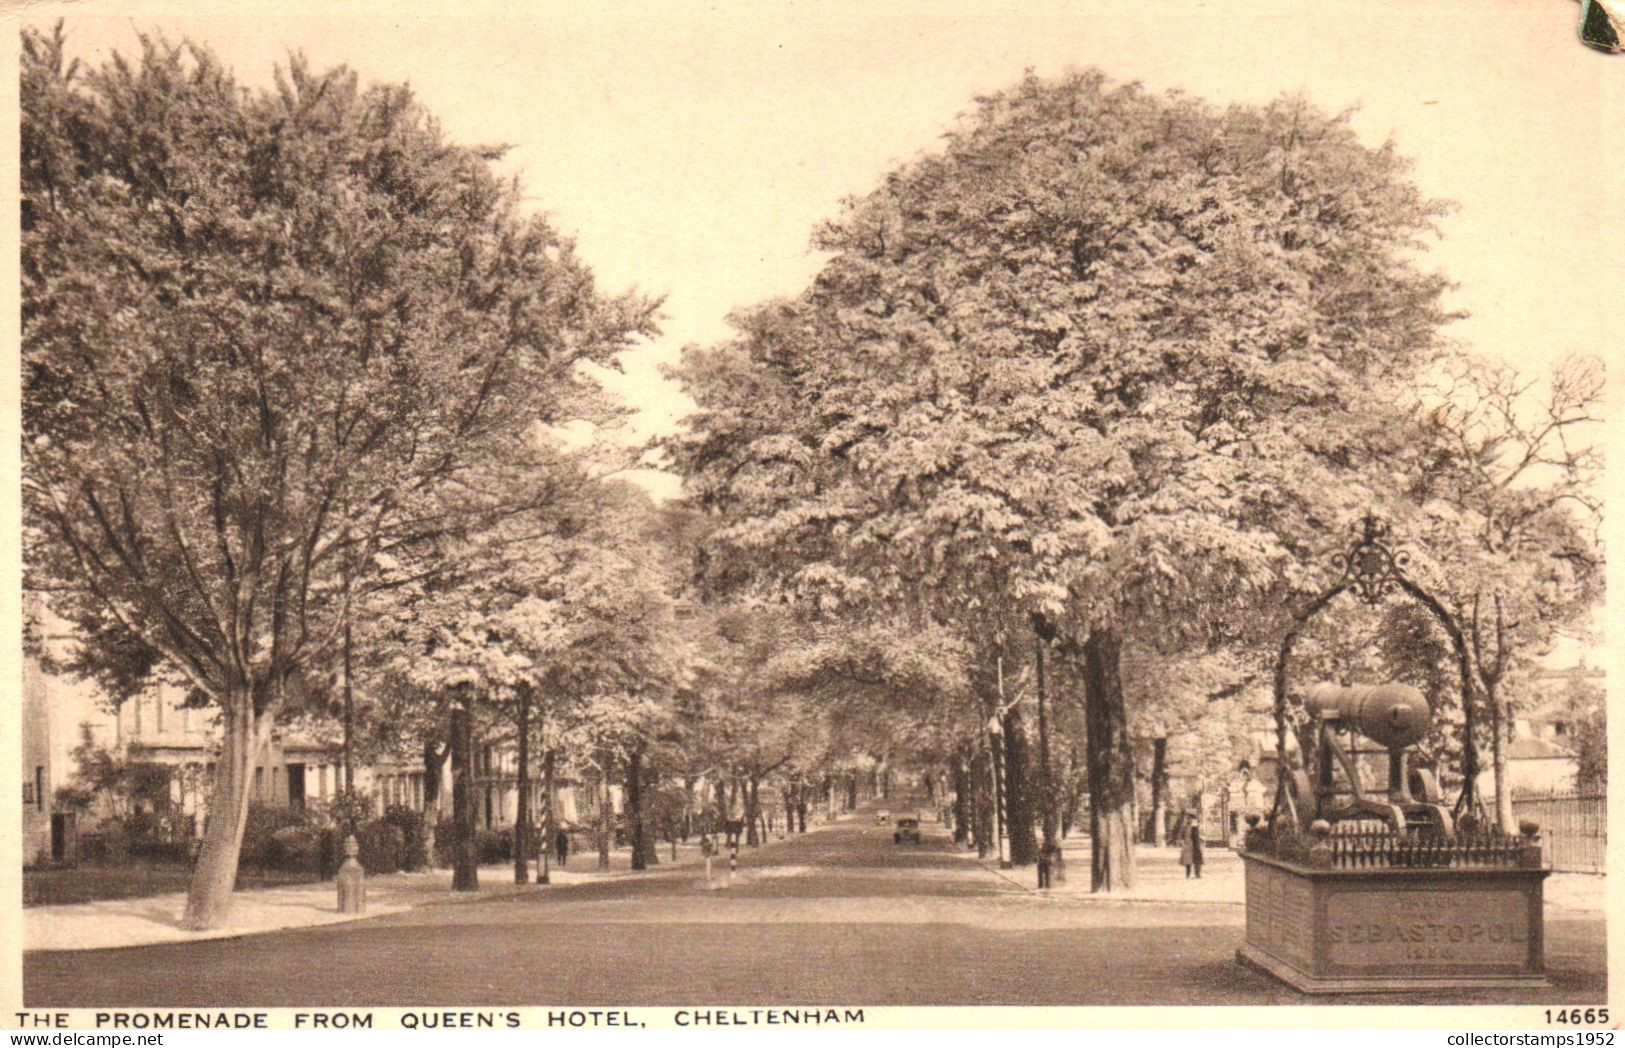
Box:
[990,655,1010,869]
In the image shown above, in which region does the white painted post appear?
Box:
[336,835,366,914]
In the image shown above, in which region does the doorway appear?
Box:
[50,812,74,863]
[287,763,307,813]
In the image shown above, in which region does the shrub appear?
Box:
[378,806,427,872]
[261,824,321,873]
[77,828,129,865]
[127,835,191,865]
[77,813,192,867]
[239,804,317,871]
[427,818,511,866]
[324,789,376,833]
[354,821,404,874]
[476,828,511,865]
[432,817,457,867]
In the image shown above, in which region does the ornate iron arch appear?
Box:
[1269,515,1483,831]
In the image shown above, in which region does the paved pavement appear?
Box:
[24,807,1605,1008]
[26,838,730,951]
[994,833,1607,914]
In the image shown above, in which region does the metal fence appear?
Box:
[1512,791,1605,874]
[1327,825,1532,870]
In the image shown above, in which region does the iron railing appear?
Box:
[1245,822,1543,871]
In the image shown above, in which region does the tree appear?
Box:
[669,72,1456,890]
[1122,646,1264,844]
[21,27,656,926]
[1562,674,1605,792]
[1408,353,1603,825]
[371,472,685,886]
[683,607,818,846]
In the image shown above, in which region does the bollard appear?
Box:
[336,834,366,914]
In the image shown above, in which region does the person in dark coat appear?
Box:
[555,828,570,868]
[1179,815,1204,878]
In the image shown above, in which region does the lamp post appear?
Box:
[988,714,1010,869]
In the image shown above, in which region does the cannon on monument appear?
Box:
[1237,517,1549,993]
[1281,682,1452,839]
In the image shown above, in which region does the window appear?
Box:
[35,766,45,810]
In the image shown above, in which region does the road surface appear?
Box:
[25,808,1605,1007]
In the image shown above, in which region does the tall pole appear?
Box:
[989,718,1008,868]
[991,656,1009,868]
[339,515,355,799]
[514,686,531,884]
[1035,624,1062,881]
[540,738,553,885]
[342,604,354,796]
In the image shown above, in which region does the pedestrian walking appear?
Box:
[555,828,570,868]
[1036,842,1056,889]
[1179,814,1204,878]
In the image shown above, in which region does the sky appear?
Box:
[14,0,1623,502]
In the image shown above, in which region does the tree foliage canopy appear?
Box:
[668,72,1457,651]
[22,25,658,712]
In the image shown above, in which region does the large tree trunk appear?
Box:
[539,747,554,884]
[1003,706,1037,865]
[973,750,993,858]
[1149,737,1169,846]
[597,757,612,870]
[514,689,531,884]
[628,745,657,869]
[846,772,858,811]
[1034,628,1064,882]
[450,699,479,892]
[1487,682,1514,829]
[420,736,445,869]
[951,756,972,845]
[1082,627,1136,892]
[183,694,274,929]
[626,747,642,870]
[342,618,355,795]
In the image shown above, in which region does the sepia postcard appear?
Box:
[2,0,1619,1035]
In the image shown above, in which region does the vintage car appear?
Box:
[893,816,921,844]
[874,809,890,824]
